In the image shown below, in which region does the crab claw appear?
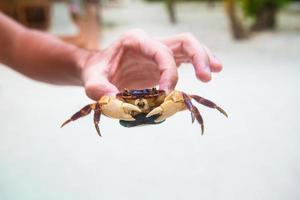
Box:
[99,96,141,121]
[146,91,187,122]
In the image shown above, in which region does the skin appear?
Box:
[0,12,223,101]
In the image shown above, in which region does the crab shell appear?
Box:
[116,89,167,127]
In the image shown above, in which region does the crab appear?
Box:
[61,88,227,136]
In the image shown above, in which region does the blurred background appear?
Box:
[0,0,300,200]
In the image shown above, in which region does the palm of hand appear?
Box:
[110,49,161,90]
[81,31,222,100]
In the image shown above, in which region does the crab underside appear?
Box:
[61,88,228,136]
[119,113,164,127]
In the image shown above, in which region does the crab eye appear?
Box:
[123,89,130,96]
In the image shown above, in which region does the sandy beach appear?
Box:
[0,1,299,200]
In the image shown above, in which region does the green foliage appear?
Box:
[242,0,290,16]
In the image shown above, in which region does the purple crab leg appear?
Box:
[61,104,93,128]
[93,103,101,137]
[191,95,228,118]
[182,92,195,122]
[182,93,204,135]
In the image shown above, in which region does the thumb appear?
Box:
[84,77,119,100]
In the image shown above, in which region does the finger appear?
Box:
[180,34,211,82]
[141,41,178,92]
[121,29,178,92]
[85,77,119,100]
[191,50,211,82]
[202,45,223,73]
[147,42,178,92]
[160,33,219,82]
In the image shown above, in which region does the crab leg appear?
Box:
[61,104,94,128]
[182,93,195,123]
[191,95,228,117]
[93,103,101,137]
[183,93,204,135]
[61,95,141,137]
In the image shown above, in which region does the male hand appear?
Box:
[81,30,223,100]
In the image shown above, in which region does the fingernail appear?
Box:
[160,85,172,93]
[161,87,170,93]
[106,91,119,97]
[213,55,221,64]
[204,65,211,74]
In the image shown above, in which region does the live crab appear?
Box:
[61,88,227,136]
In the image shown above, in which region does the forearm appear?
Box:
[0,12,88,85]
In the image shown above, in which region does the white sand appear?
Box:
[0,1,299,200]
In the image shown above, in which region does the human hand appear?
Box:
[80,30,222,100]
